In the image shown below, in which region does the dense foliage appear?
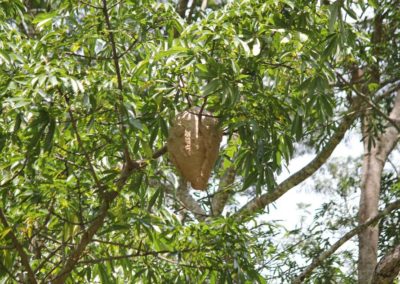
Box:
[0,0,399,283]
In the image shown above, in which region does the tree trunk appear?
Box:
[358,91,400,283]
[358,126,382,283]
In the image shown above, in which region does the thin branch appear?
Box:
[101,0,131,164]
[337,72,400,132]
[177,0,189,18]
[292,200,400,283]
[262,61,294,70]
[155,254,214,270]
[34,236,72,273]
[236,106,359,217]
[48,207,91,226]
[198,96,208,123]
[117,37,140,59]
[92,238,134,248]
[152,145,167,159]
[107,0,123,10]
[64,51,111,61]
[61,90,103,191]
[0,158,27,188]
[0,208,37,284]
[78,0,102,9]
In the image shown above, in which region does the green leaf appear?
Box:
[132,60,149,78]
[202,79,220,97]
[0,227,11,240]
[154,46,188,61]
[368,0,379,9]
[130,118,143,130]
[147,188,161,211]
[329,2,339,32]
[44,118,56,152]
[32,12,57,28]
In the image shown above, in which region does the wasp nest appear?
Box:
[167,108,222,190]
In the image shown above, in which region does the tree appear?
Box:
[0,0,399,283]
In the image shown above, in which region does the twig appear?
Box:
[336,72,400,132]
[34,236,72,273]
[262,61,294,70]
[64,51,111,61]
[61,90,103,191]
[108,0,123,10]
[117,37,140,59]
[78,0,102,9]
[101,0,132,164]
[198,96,208,123]
[0,158,27,188]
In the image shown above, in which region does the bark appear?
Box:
[177,177,208,221]
[357,10,385,282]
[211,166,235,216]
[177,0,189,18]
[371,245,400,284]
[51,192,117,284]
[358,91,400,283]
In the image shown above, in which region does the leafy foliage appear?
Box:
[0,0,399,282]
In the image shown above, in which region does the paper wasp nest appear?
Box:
[167,108,222,190]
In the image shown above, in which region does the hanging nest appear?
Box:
[167,108,222,190]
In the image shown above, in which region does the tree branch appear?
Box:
[51,145,167,283]
[371,244,400,284]
[292,200,400,284]
[177,177,208,221]
[177,0,189,18]
[375,79,400,102]
[337,72,400,132]
[211,166,235,216]
[236,107,359,217]
[0,208,37,284]
[51,191,117,283]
